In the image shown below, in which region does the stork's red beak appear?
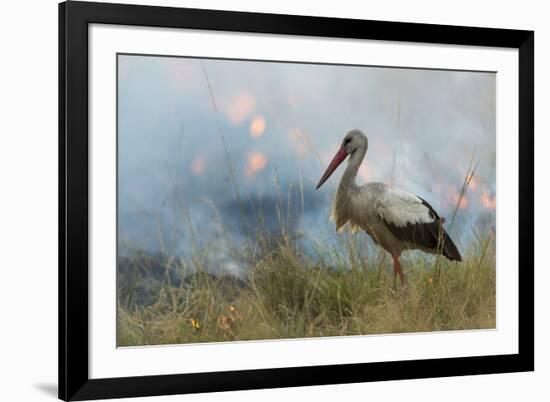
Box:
[316,147,348,190]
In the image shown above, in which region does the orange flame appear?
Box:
[449,190,469,209]
[467,173,479,191]
[245,151,267,177]
[225,92,255,125]
[190,157,205,176]
[481,191,496,210]
[250,116,266,138]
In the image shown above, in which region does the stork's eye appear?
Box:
[344,138,351,146]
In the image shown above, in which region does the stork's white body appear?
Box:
[332,182,435,256]
[317,129,461,285]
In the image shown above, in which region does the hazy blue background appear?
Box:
[118,54,496,275]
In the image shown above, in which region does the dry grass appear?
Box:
[117,232,495,346]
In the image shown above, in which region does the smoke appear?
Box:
[117,54,496,268]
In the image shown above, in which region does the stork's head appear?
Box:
[316,129,368,190]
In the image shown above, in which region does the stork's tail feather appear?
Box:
[440,230,462,262]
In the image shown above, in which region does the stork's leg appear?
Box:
[392,255,406,287]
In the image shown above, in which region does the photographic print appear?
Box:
[116,54,496,347]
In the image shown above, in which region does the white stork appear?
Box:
[316,129,461,285]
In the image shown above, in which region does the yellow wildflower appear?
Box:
[218,315,232,331]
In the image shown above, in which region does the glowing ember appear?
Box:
[450,190,469,209]
[225,92,255,125]
[249,116,266,138]
[245,151,268,177]
[190,157,205,176]
[467,173,479,191]
[458,197,469,209]
[481,191,497,210]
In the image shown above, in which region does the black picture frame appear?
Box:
[59,1,534,400]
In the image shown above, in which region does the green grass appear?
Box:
[117,233,495,346]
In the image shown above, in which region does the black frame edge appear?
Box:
[58,2,67,400]
[60,1,91,400]
[70,354,529,401]
[518,31,535,371]
[59,1,535,400]
[69,0,532,47]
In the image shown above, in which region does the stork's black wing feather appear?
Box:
[383,197,462,262]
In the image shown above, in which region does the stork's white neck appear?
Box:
[339,146,367,191]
